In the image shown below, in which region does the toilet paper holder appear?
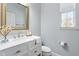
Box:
[59,41,68,47]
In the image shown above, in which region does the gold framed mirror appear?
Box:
[0,4,2,29]
[1,3,29,30]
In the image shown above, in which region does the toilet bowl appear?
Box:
[42,46,52,56]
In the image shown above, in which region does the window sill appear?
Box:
[58,27,79,31]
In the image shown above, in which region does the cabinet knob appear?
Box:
[16,50,21,54]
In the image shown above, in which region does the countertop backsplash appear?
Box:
[0,30,27,41]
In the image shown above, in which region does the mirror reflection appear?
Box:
[6,3,29,30]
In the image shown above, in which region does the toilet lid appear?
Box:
[42,46,51,52]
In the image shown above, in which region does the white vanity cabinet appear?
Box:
[0,36,42,56]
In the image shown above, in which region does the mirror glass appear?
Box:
[6,3,29,30]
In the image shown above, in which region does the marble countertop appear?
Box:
[0,35,40,51]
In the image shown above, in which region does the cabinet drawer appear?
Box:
[1,42,28,56]
[21,52,29,56]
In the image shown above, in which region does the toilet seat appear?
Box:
[42,46,51,53]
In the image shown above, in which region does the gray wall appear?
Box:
[29,3,41,36]
[41,3,79,56]
[4,3,79,56]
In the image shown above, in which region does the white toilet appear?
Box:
[42,46,52,56]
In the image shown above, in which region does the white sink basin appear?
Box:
[8,36,34,42]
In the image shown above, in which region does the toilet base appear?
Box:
[42,52,52,56]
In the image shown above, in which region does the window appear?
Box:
[60,3,76,28]
[61,11,75,27]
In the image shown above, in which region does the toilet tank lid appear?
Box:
[42,46,51,52]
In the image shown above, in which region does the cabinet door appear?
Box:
[0,42,29,56]
[27,39,42,56]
